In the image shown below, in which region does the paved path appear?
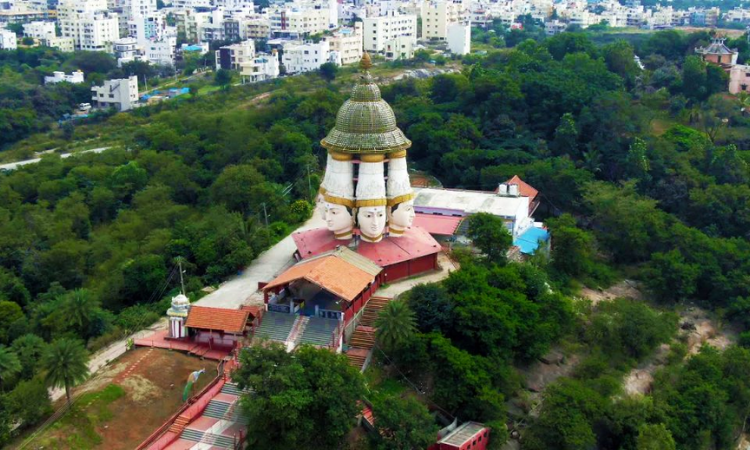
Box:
[49,320,166,402]
[196,214,326,309]
[0,146,111,171]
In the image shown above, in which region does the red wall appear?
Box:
[382,254,438,283]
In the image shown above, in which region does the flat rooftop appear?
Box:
[414,188,529,219]
[440,421,487,446]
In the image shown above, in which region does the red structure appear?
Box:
[429,422,491,450]
[292,225,440,283]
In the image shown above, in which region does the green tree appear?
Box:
[7,378,52,427]
[546,214,596,278]
[551,113,579,157]
[406,283,453,333]
[61,289,100,335]
[0,301,24,345]
[466,213,512,265]
[319,62,338,82]
[233,343,365,450]
[214,68,232,86]
[643,250,700,303]
[0,346,21,391]
[636,423,676,450]
[41,338,89,407]
[10,334,47,380]
[375,300,417,352]
[369,395,439,450]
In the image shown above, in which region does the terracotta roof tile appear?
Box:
[262,247,381,302]
[185,306,250,333]
[506,175,538,199]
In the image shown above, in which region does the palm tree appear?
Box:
[62,289,99,334]
[0,346,21,391]
[374,300,417,352]
[41,338,89,407]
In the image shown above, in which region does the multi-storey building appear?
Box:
[0,27,16,49]
[421,0,461,40]
[215,39,255,70]
[121,0,155,22]
[145,36,176,65]
[383,35,413,60]
[241,15,270,39]
[58,0,119,51]
[45,36,75,51]
[91,75,139,112]
[325,23,362,66]
[447,23,469,55]
[282,40,332,73]
[174,9,210,43]
[269,6,332,39]
[22,20,55,40]
[240,52,280,83]
[362,11,417,53]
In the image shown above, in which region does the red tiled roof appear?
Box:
[262,248,380,302]
[413,213,463,236]
[293,226,441,267]
[240,305,263,319]
[504,175,538,200]
[185,306,250,333]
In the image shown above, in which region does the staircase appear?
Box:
[346,350,368,368]
[167,414,190,434]
[349,326,376,349]
[220,382,245,396]
[298,317,339,347]
[179,428,236,449]
[358,296,391,327]
[253,311,297,343]
[288,316,310,348]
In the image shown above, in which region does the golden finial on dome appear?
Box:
[360,52,373,71]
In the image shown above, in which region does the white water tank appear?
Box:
[509,184,519,197]
[498,183,508,196]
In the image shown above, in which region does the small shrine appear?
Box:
[166,293,190,339]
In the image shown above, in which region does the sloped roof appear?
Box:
[696,38,737,56]
[263,247,381,302]
[439,422,488,446]
[185,306,250,333]
[505,175,538,200]
[413,213,464,236]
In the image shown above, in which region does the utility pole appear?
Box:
[307,164,312,200]
[178,257,185,295]
[262,202,269,227]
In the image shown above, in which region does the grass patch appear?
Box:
[364,360,408,403]
[35,384,125,450]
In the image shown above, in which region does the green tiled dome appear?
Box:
[321,56,411,155]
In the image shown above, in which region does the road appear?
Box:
[0,146,112,171]
[196,213,326,308]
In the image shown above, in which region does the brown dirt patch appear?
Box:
[30,348,215,450]
[580,279,643,306]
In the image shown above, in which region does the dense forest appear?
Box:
[3,26,750,448]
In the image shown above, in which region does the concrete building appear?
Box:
[421,0,461,40]
[240,15,270,39]
[174,9,210,43]
[0,27,16,49]
[269,6,332,39]
[282,40,331,73]
[240,52,280,83]
[44,70,85,84]
[44,36,75,52]
[113,37,139,65]
[729,64,750,94]
[58,0,119,52]
[22,20,55,40]
[121,0,155,22]
[144,36,176,65]
[215,39,255,71]
[446,23,469,55]
[362,11,417,53]
[91,75,139,112]
[383,35,413,60]
[325,23,362,66]
[0,9,50,24]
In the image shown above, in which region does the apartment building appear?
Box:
[282,40,332,74]
[269,6,331,39]
[240,52,280,83]
[0,28,16,49]
[215,39,255,70]
[362,11,417,53]
[58,0,119,51]
[91,76,139,112]
[121,0,156,21]
[241,15,270,39]
[45,36,75,51]
[447,23,469,55]
[22,20,55,40]
[421,0,461,40]
[174,9,210,43]
[383,35,413,60]
[325,23,362,66]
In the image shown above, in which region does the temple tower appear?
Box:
[319,53,415,240]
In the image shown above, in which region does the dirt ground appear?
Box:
[579,279,644,306]
[32,348,214,450]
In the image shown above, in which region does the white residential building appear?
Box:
[282,40,331,74]
[114,36,140,65]
[383,35,413,60]
[240,52,280,83]
[45,36,75,52]
[44,70,85,84]
[121,0,156,22]
[240,14,271,39]
[325,23,362,66]
[269,6,332,39]
[144,36,176,66]
[0,28,16,49]
[23,20,55,40]
[362,11,417,53]
[447,23,469,55]
[174,9,210,43]
[421,0,461,40]
[58,0,119,52]
[91,76,139,112]
[215,39,255,70]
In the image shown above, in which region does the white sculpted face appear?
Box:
[315,193,326,219]
[357,206,386,241]
[324,202,353,237]
[388,200,415,232]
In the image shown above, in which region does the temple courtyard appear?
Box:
[26,348,212,450]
